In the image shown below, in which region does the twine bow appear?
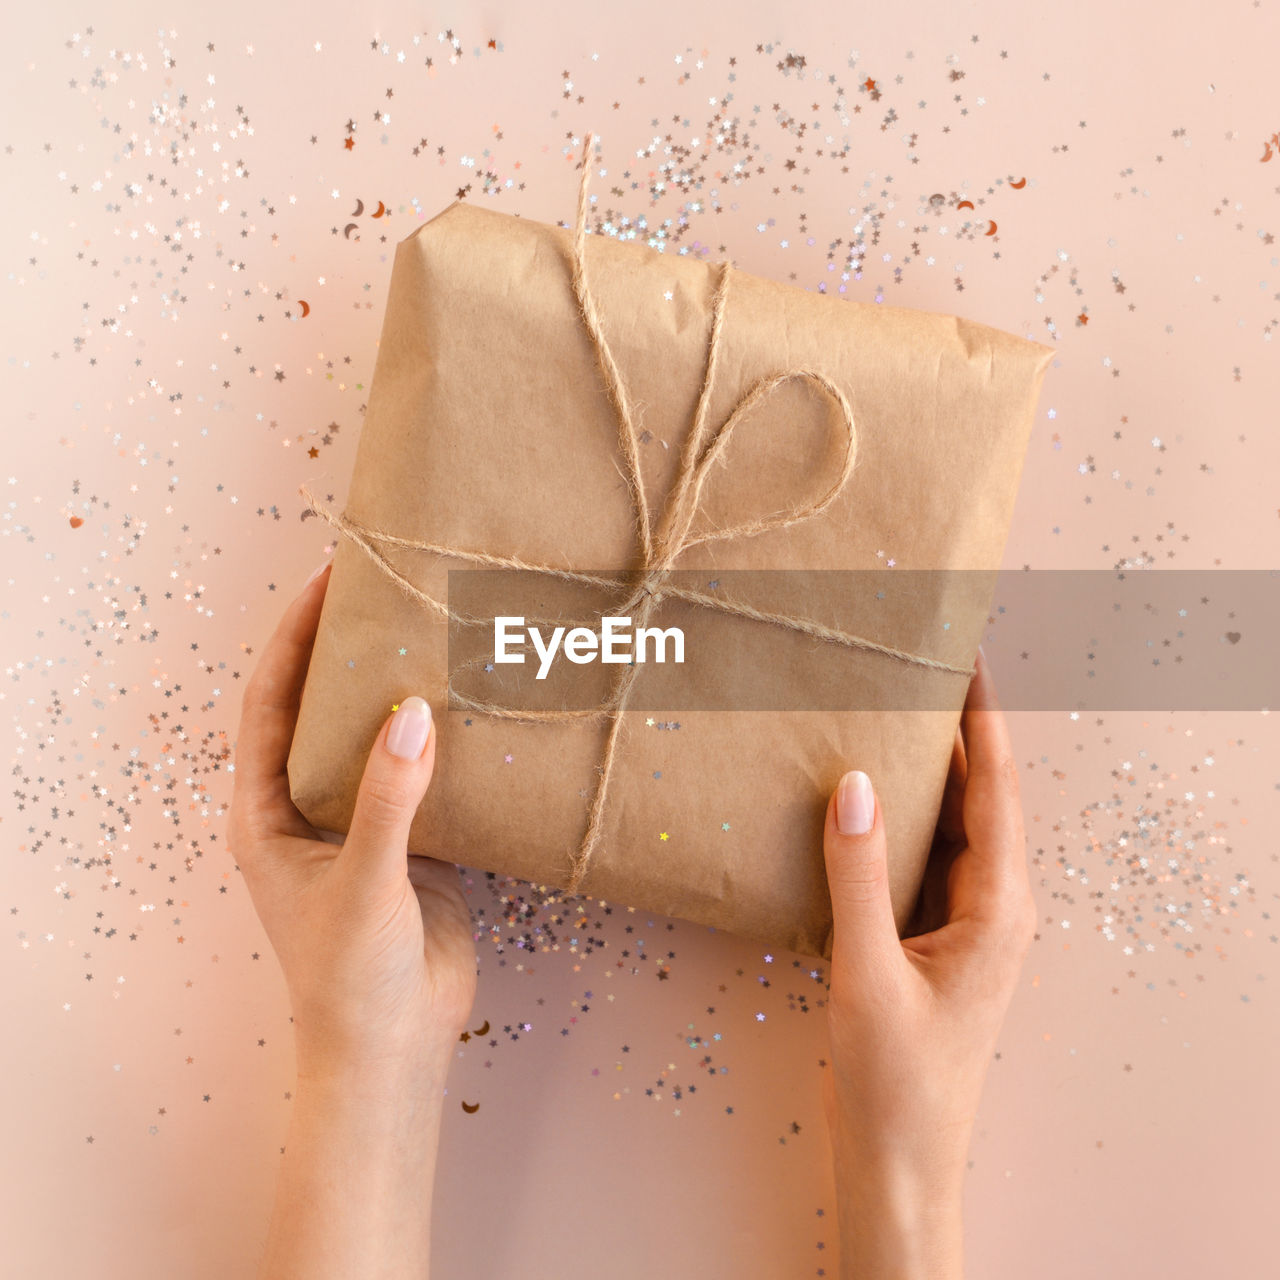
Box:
[302,130,975,896]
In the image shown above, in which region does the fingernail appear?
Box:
[386,696,432,760]
[836,770,874,836]
[306,560,331,587]
[978,643,986,661]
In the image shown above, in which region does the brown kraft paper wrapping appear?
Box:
[286,176,1053,960]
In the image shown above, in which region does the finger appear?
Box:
[947,648,1032,925]
[342,696,437,889]
[233,562,332,834]
[822,770,901,973]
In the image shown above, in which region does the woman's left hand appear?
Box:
[228,561,477,1084]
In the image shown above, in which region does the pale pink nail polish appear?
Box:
[836,770,874,836]
[386,696,432,760]
[305,560,330,587]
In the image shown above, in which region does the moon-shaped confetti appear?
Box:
[343,223,359,240]
[461,1100,480,1114]
[372,200,387,217]
[351,198,365,216]
[956,199,975,211]
[1010,176,1027,188]
[298,300,310,317]
[472,1019,490,1036]
[985,220,999,236]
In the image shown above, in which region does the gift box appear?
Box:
[287,137,1053,959]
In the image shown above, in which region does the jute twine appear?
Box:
[301,130,974,895]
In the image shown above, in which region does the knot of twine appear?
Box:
[302,130,975,897]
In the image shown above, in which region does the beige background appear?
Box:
[4,2,1278,1276]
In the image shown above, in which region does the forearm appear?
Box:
[832,1155,965,1279]
[827,1111,968,1280]
[257,1041,454,1280]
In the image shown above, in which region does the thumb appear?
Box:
[823,770,900,967]
[343,696,436,885]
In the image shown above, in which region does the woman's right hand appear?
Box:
[820,648,1036,1279]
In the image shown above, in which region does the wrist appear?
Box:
[823,1074,974,1187]
[827,1111,969,1212]
[295,1027,457,1101]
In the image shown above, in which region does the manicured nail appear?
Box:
[386,696,432,760]
[306,560,331,587]
[836,770,874,836]
[978,643,986,662]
